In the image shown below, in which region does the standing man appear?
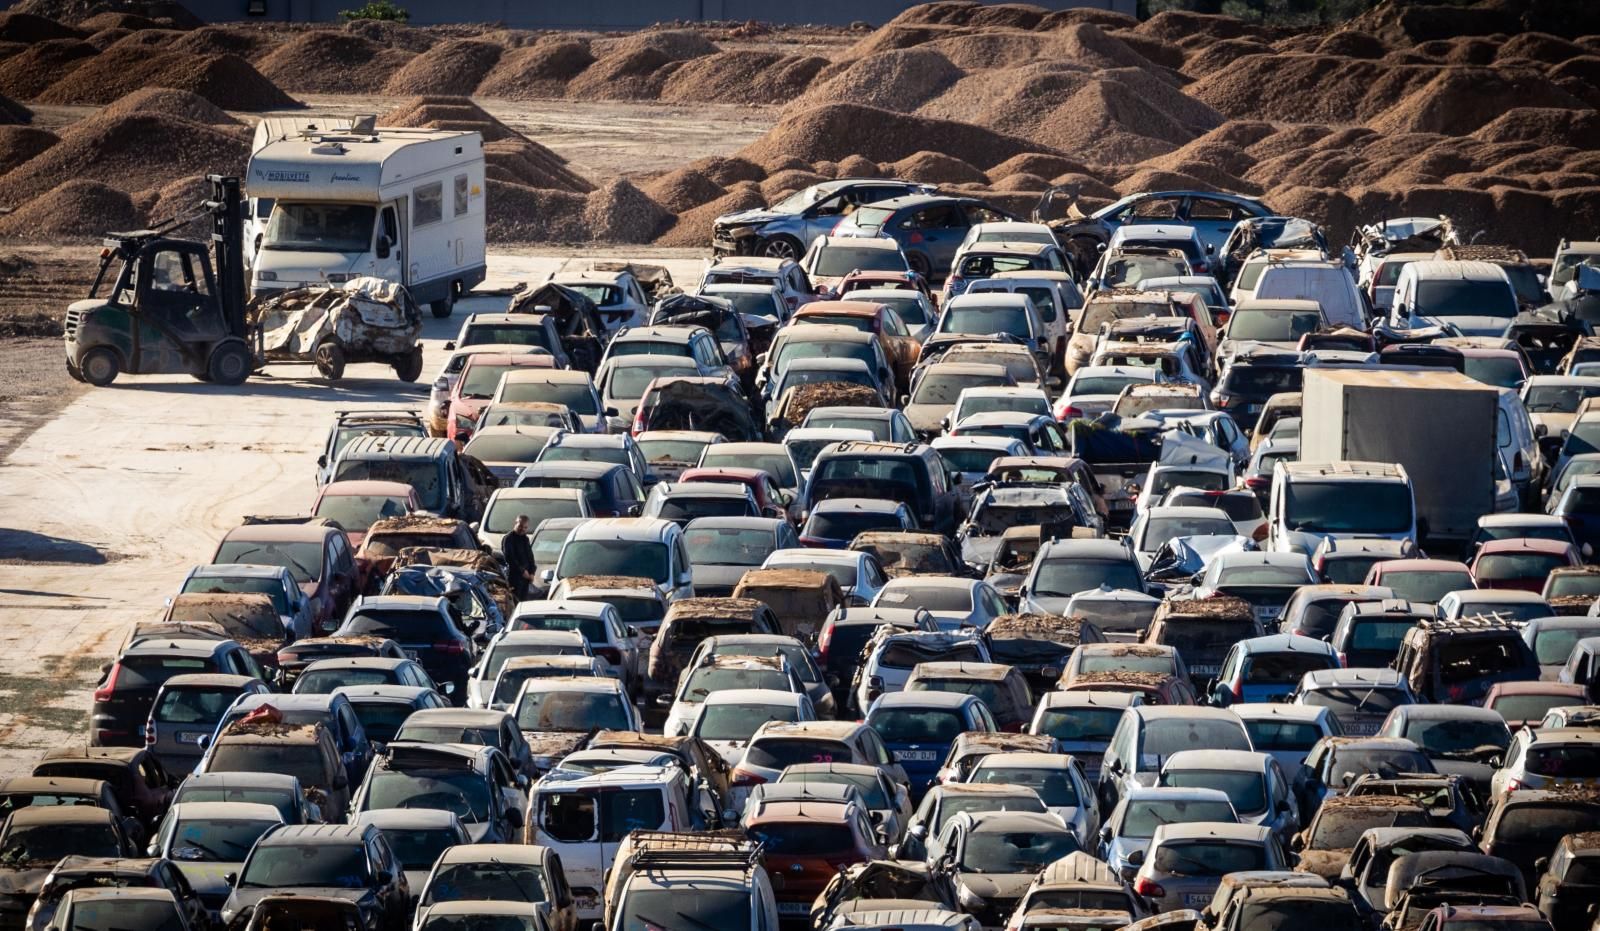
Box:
[503,514,535,603]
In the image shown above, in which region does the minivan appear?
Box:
[1389,259,1520,337]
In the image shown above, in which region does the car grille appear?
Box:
[63,309,81,340]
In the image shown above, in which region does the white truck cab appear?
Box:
[247,118,486,318]
[1267,460,1417,555]
[1389,260,1518,336]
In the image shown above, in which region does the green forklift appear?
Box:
[64,175,257,387]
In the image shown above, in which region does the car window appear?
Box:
[1187,198,1243,221]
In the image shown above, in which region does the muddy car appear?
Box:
[31,747,175,834]
[731,569,845,642]
[507,281,611,374]
[984,613,1106,696]
[766,380,885,439]
[249,277,424,381]
[645,598,781,713]
[634,377,762,441]
[810,859,958,929]
[851,532,970,581]
[355,516,482,592]
[162,592,288,675]
[1143,595,1261,690]
[390,546,515,625]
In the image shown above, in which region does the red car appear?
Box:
[447,353,557,443]
[310,480,421,549]
[676,466,789,522]
[1483,680,1588,730]
[1364,558,1477,604]
[1471,538,1583,593]
[744,796,886,921]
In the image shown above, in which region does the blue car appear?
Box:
[833,194,1016,281]
[1210,634,1340,706]
[711,178,932,259]
[1046,188,1272,274]
[865,690,996,802]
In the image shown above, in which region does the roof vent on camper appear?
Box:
[352,114,377,135]
[310,140,347,156]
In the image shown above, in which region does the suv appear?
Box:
[329,434,495,523]
[351,742,525,843]
[211,520,360,634]
[549,517,693,606]
[1392,616,1539,704]
[712,178,931,259]
[90,639,266,747]
[1330,598,1434,668]
[935,293,1051,379]
[316,409,429,485]
[516,461,647,518]
[803,441,962,536]
[220,822,409,931]
[199,720,351,821]
[1099,706,1252,812]
[145,673,272,776]
[834,194,1015,280]
[178,563,314,641]
[333,595,479,703]
[605,833,778,931]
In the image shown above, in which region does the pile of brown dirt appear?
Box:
[0,39,98,99]
[36,46,297,109]
[255,31,415,94]
[1316,29,1388,58]
[476,39,594,99]
[740,103,1054,171]
[0,178,140,238]
[381,38,501,96]
[0,10,82,41]
[0,109,248,207]
[792,46,963,113]
[76,10,156,30]
[169,24,275,59]
[0,125,55,173]
[0,92,30,124]
[9,0,202,28]
[1367,65,1589,135]
[583,179,673,243]
[641,166,728,212]
[136,173,208,236]
[654,182,764,247]
[99,85,238,125]
[891,150,989,184]
[1471,107,1600,150]
[657,50,828,105]
[484,138,594,194]
[381,96,514,142]
[341,17,435,53]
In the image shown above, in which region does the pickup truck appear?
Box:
[1066,419,1162,532]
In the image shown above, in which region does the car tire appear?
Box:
[207,341,253,386]
[760,235,803,260]
[393,345,424,383]
[906,251,933,279]
[430,286,457,319]
[80,347,120,386]
[315,339,346,380]
[65,361,84,383]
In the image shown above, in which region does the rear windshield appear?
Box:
[1437,636,1530,685]
[208,743,328,787]
[1141,719,1251,758]
[813,245,907,278]
[1524,744,1600,777]
[748,822,856,856]
[1222,365,1303,397]
[869,709,966,744]
[1243,652,1334,684]
[879,641,986,669]
[1034,706,1122,742]
[971,765,1078,807]
[516,690,629,732]
[484,496,584,535]
[1311,806,1430,849]
[155,686,241,724]
[1244,719,1323,752]
[1156,620,1257,656]
[501,381,598,415]
[1302,687,1408,715]
[743,738,853,769]
[181,577,289,615]
[1151,840,1266,875]
[1496,803,1600,844]
[1347,619,1416,652]
[1164,769,1265,815]
[214,539,325,583]
[509,613,605,644]
[117,655,214,690]
[420,861,546,906]
[1122,798,1237,838]
[0,822,121,863]
[342,608,447,642]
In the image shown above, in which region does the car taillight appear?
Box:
[93,663,120,703]
[817,625,834,660]
[277,650,298,665]
[1337,651,1347,666]
[1244,475,1271,491]
[1252,523,1270,543]
[145,720,156,744]
[94,729,127,744]
[594,646,623,665]
[433,640,465,654]
[799,535,828,547]
[1133,877,1165,898]
[1058,405,1083,421]
[631,410,646,436]
[1504,777,1522,793]
[731,767,767,787]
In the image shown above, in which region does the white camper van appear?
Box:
[247,116,354,258]
[247,117,487,318]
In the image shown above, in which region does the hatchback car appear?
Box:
[1132,822,1289,915]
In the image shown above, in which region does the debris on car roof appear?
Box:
[985,614,1098,645]
[561,575,657,590]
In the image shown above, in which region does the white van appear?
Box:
[1389,260,1519,336]
[248,119,486,318]
[1252,259,1366,329]
[547,517,694,604]
[1495,386,1542,501]
[531,764,707,920]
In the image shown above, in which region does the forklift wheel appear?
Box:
[80,348,119,387]
[429,297,454,319]
[207,342,252,386]
[394,345,424,383]
[65,361,84,383]
[315,340,346,381]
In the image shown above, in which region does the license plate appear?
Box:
[777,902,809,915]
[1190,664,1220,676]
[1243,404,1262,414]
[404,649,419,660]
[178,731,208,745]
[1111,500,1135,511]
[1345,721,1379,736]
[1255,607,1279,622]
[574,895,598,912]
[1042,667,1059,678]
[895,750,937,762]
[1184,894,1211,907]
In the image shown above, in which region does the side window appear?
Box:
[414,181,444,227]
[379,207,398,251]
[540,792,597,842]
[453,173,469,218]
[1128,197,1180,220]
[1186,197,1241,221]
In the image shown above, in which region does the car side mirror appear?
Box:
[507,807,525,830]
[1098,825,1112,841]
[1536,423,1549,438]
[908,823,926,838]
[224,872,238,887]
[541,569,555,584]
[376,869,393,885]
[469,521,480,532]
[1585,543,1594,559]
[1126,849,1144,866]
[376,235,393,260]
[1489,754,1503,768]
[899,394,910,406]
[443,341,456,351]
[1536,856,1551,875]
[317,454,327,469]
[146,842,160,857]
[1291,833,1305,852]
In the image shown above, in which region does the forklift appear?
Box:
[64,175,257,387]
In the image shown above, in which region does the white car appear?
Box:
[761,547,889,604]
[660,655,808,738]
[871,577,1009,632]
[550,267,655,332]
[1056,365,1159,421]
[687,687,816,766]
[467,629,592,709]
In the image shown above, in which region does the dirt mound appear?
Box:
[169,24,273,59]
[1037,7,1136,31]
[641,167,727,212]
[137,172,208,235]
[483,138,594,194]
[565,46,682,100]
[0,110,248,206]
[590,28,718,62]
[986,152,1089,182]
[0,39,98,99]
[1472,107,1600,149]
[758,168,827,201]
[1108,28,1186,69]
[0,92,27,124]
[1136,9,1258,43]
[1367,66,1588,136]
[0,11,82,42]
[1499,32,1588,64]
[1181,37,1274,77]
[1316,30,1388,59]
[100,85,238,125]
[739,103,1055,171]
[382,38,502,96]
[340,17,434,53]
[255,31,413,94]
[792,46,963,113]
[36,46,296,109]
[654,182,764,247]
[476,39,594,99]
[0,125,55,173]
[77,10,155,29]
[658,51,827,105]
[486,180,588,242]
[380,96,513,142]
[83,27,128,49]
[891,150,989,184]
[583,179,672,243]
[9,0,202,28]
[0,179,141,239]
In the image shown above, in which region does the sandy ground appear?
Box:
[0,248,708,776]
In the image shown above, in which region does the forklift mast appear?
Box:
[206,174,248,340]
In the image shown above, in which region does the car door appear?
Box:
[1179,197,1247,258]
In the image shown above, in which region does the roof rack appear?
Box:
[1416,613,1522,633]
[622,831,763,870]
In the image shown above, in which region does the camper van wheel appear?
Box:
[315,340,346,381]
[430,295,455,319]
[207,341,253,386]
[80,348,119,387]
[394,345,424,383]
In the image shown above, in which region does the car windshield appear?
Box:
[1228,310,1323,342]
[214,540,324,583]
[813,246,908,277]
[912,372,1011,405]
[1527,384,1600,413]
[1535,627,1594,665]
[422,916,537,931]
[971,766,1079,807]
[809,510,903,541]
[1236,899,1363,931]
[154,686,240,724]
[868,708,966,744]
[1073,375,1149,397]
[774,339,874,373]
[639,438,712,465]
[1032,558,1142,598]
[655,495,753,522]
[166,816,277,863]
[910,677,1010,713]
[1496,802,1600,843]
[332,459,443,513]
[857,540,952,575]
[264,202,374,253]
[1283,481,1412,535]
[313,493,412,534]
[620,888,752,931]
[1244,652,1334,684]
[1243,719,1323,752]
[240,843,369,887]
[461,325,552,349]
[1162,769,1266,815]
[484,496,584,535]
[421,861,547,905]
[541,446,629,470]
[1478,553,1570,581]
[0,822,119,863]
[1304,687,1408,715]
[1121,798,1236,838]
[209,742,330,787]
[1224,365,1303,396]
[1034,706,1123,742]
[1415,279,1518,318]
[1103,255,1188,288]
[369,827,459,872]
[464,435,549,463]
[685,526,775,566]
[614,364,698,398]
[958,395,1050,419]
[1079,651,1172,675]
[1140,516,1235,549]
[1463,355,1525,389]
[700,451,797,488]
[694,702,800,742]
[368,774,492,825]
[180,576,290,615]
[60,899,182,931]
[500,382,598,415]
[515,689,629,732]
[557,540,668,584]
[683,667,789,698]
[960,829,1078,873]
[459,363,524,399]
[743,738,853,769]
[342,608,446,642]
[1152,840,1266,876]
[609,341,694,360]
[942,305,1030,339]
[1383,570,1472,604]
[1142,719,1251,759]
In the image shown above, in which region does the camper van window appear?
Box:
[264,204,376,253]
[454,174,469,218]
[416,182,444,227]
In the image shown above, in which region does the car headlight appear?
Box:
[957,886,984,909]
[256,270,277,281]
[726,225,759,239]
[325,272,352,283]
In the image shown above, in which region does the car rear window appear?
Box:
[869,709,966,744]
[116,655,214,691]
[208,743,327,787]
[879,641,986,669]
[1151,840,1266,875]
[155,686,239,724]
[743,738,853,769]
[748,822,856,855]
[342,608,447,642]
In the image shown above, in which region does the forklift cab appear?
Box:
[112,240,230,343]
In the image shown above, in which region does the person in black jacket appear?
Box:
[503,514,535,603]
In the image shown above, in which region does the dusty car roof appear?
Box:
[5,805,116,826]
[1153,822,1272,842]
[220,523,336,543]
[911,661,1012,681]
[317,480,415,496]
[1477,538,1577,556]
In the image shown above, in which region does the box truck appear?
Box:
[247,116,486,318]
[1298,367,1499,547]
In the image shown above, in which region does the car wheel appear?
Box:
[760,235,803,260]
[906,251,932,278]
[65,361,84,383]
[393,345,424,382]
[315,339,346,380]
[80,347,120,386]
[430,294,455,319]
[207,341,253,386]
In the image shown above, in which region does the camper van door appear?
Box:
[377,200,404,285]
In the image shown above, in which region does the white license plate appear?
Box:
[1190,664,1220,676]
[404,649,419,660]
[178,731,208,745]
[1345,721,1379,736]
[1042,667,1059,678]
[574,896,598,912]
[777,902,809,915]
[1243,404,1262,414]
[895,750,937,762]
[1183,894,1211,907]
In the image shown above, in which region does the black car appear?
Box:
[23,854,210,931]
[350,743,525,845]
[803,441,963,536]
[711,178,933,259]
[1210,350,1304,432]
[332,597,478,706]
[515,461,645,518]
[274,636,408,690]
[220,823,409,931]
[90,638,265,748]
[333,685,450,746]
[289,658,437,696]
[212,694,374,792]
[0,807,138,928]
